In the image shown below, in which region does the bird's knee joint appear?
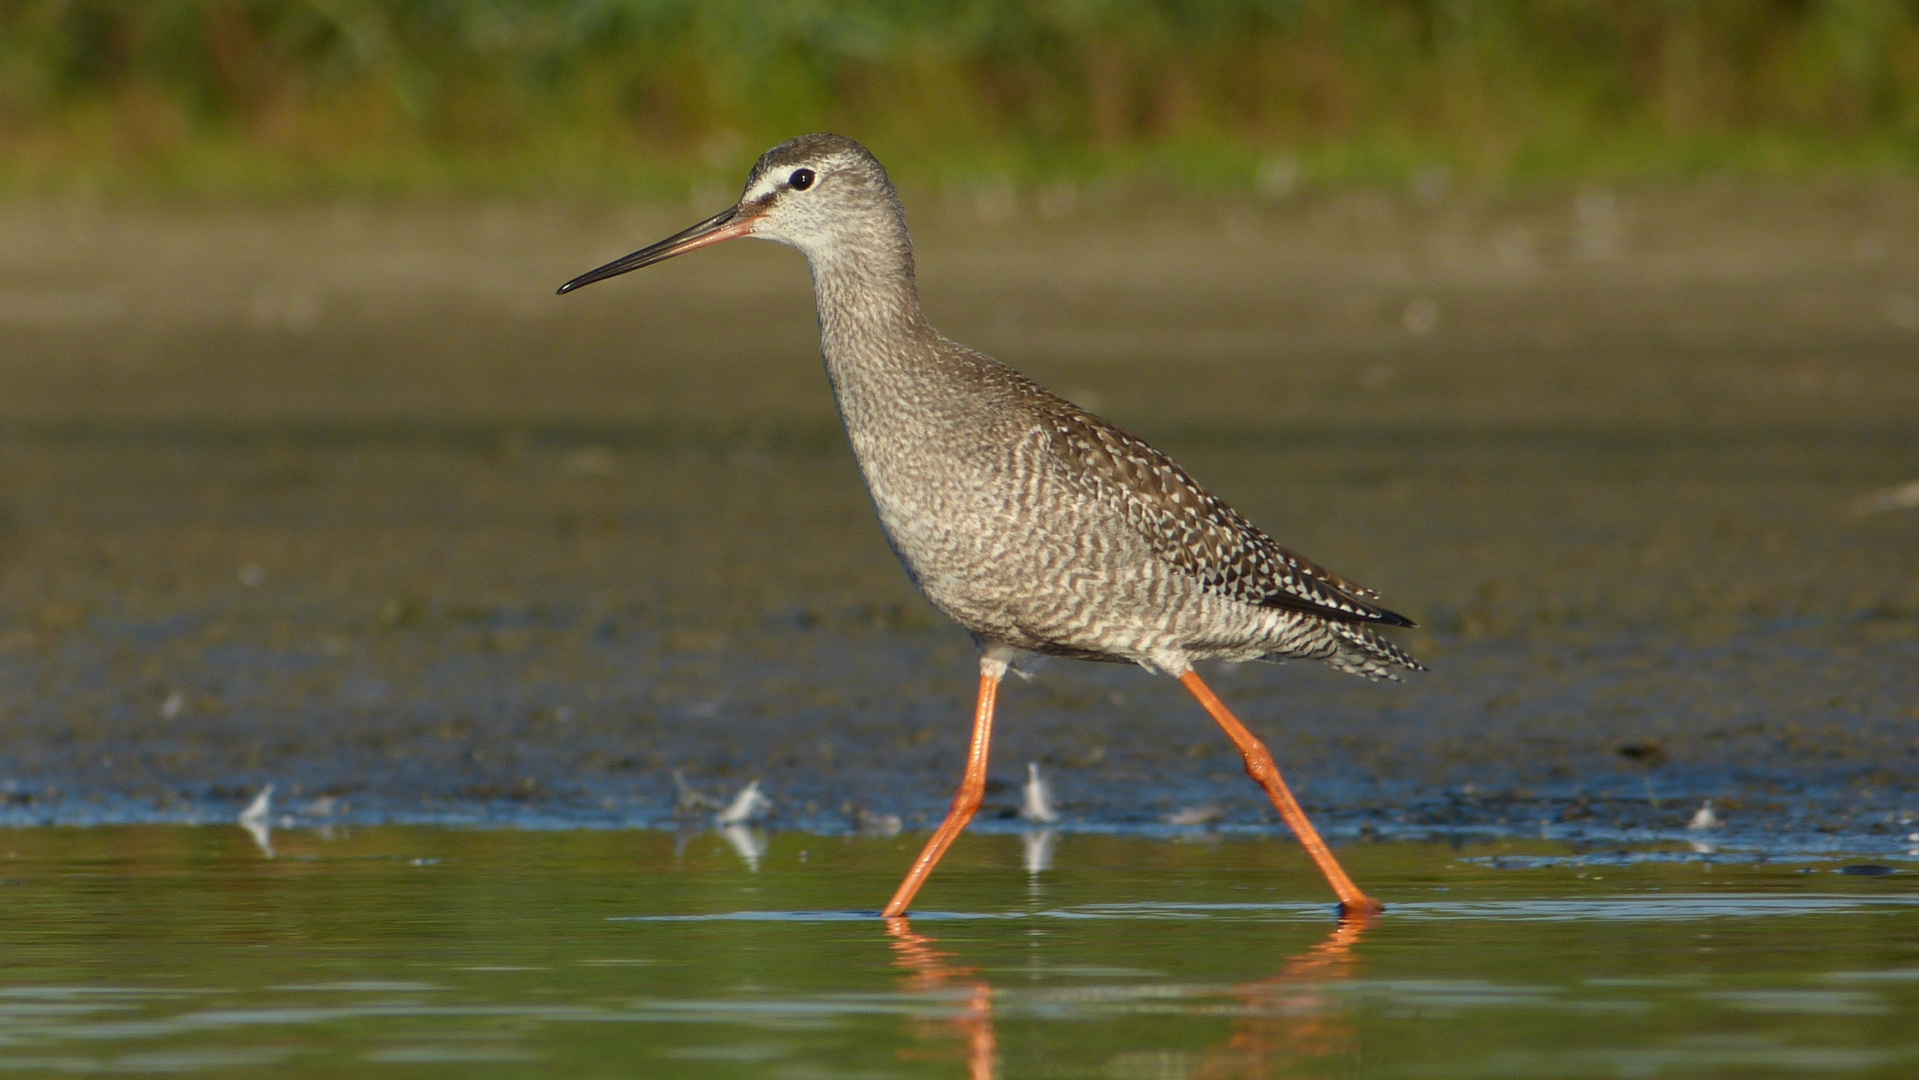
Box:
[1242,753,1277,784]
[953,786,986,816]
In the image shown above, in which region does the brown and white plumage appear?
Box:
[559,133,1415,917]
[1036,387,1421,675]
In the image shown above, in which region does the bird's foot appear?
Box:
[1337,897,1386,919]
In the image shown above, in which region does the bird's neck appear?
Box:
[806,224,934,380]
[802,214,975,458]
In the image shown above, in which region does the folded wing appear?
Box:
[1043,405,1414,628]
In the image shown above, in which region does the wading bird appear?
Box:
[559,135,1419,916]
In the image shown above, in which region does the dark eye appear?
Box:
[789,168,815,191]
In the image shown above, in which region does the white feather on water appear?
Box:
[1021,762,1059,824]
[1162,805,1223,827]
[673,769,721,816]
[715,780,771,826]
[853,806,902,836]
[1687,800,1723,831]
[238,784,273,858]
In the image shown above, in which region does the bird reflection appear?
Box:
[885,912,1374,1080]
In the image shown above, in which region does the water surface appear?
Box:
[2,828,1915,1077]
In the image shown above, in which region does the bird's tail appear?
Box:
[1324,621,1425,681]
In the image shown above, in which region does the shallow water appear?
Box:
[1,827,1916,1078]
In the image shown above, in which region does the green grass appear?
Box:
[6,1,1919,195]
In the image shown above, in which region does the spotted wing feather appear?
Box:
[1044,407,1413,628]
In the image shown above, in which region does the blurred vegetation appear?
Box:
[4,0,1919,195]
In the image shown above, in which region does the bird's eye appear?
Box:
[789,168,815,191]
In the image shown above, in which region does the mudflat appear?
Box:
[0,185,1913,847]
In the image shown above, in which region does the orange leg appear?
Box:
[882,670,1001,917]
[1179,670,1383,915]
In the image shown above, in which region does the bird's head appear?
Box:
[558,133,902,295]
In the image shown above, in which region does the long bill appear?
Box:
[556,205,757,295]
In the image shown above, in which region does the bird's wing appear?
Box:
[1042,405,1414,627]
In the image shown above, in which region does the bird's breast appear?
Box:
[847,416,1158,648]
[821,350,1205,659]
[845,413,1037,581]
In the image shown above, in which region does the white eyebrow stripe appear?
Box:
[743,173,785,201]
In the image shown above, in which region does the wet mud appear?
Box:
[0,187,1914,850]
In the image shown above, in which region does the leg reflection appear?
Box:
[1192,914,1376,1080]
[886,914,1373,1080]
[886,918,997,1080]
